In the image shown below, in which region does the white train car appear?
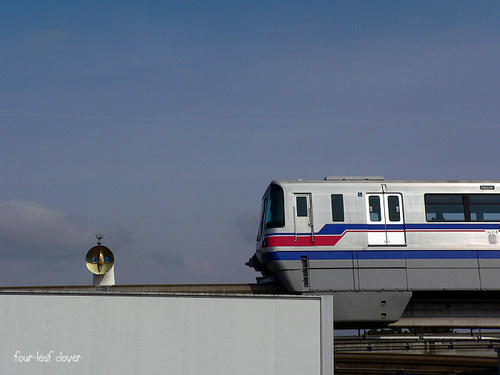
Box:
[248,177,500,294]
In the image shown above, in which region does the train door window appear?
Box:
[296,196,308,217]
[425,194,465,222]
[331,194,344,222]
[387,195,401,221]
[469,194,500,221]
[368,196,381,222]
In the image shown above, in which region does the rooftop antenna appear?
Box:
[96,232,103,246]
[85,233,115,287]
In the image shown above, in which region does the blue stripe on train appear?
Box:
[317,223,500,235]
[266,223,500,237]
[262,250,500,263]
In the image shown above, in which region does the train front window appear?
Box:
[265,184,285,228]
[256,197,267,240]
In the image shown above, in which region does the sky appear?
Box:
[0,1,499,286]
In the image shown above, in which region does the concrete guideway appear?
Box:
[396,291,500,328]
[336,335,500,357]
[335,353,498,374]
[3,285,500,328]
[0,283,286,294]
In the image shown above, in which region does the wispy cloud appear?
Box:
[0,201,95,259]
[234,213,258,244]
[149,250,184,269]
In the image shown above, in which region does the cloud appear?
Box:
[0,201,93,259]
[149,251,184,269]
[234,213,259,244]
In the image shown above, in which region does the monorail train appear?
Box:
[246,177,500,323]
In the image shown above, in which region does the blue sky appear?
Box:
[0,1,499,285]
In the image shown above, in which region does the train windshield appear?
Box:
[265,184,285,228]
[257,184,285,240]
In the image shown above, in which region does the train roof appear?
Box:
[272,177,500,185]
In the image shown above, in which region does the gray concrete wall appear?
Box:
[0,293,332,375]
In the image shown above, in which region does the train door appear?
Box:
[293,193,314,243]
[366,194,386,245]
[366,193,406,246]
[384,193,406,245]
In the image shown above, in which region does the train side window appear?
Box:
[469,194,500,222]
[296,196,308,217]
[425,194,465,222]
[331,194,344,222]
[256,197,267,240]
[368,196,381,222]
[387,195,401,221]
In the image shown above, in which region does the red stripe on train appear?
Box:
[266,235,344,247]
